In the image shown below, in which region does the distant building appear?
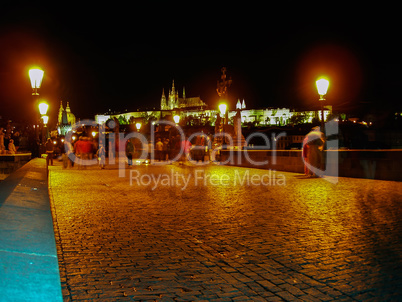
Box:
[161,80,207,110]
[236,99,246,110]
[57,101,76,135]
[95,81,331,128]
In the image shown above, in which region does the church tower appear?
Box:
[161,88,167,110]
[236,99,241,110]
[58,100,64,125]
[168,80,177,110]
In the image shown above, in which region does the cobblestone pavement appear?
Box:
[48,161,402,301]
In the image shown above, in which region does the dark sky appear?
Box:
[0,5,401,125]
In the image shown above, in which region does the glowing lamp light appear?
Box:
[42,115,49,125]
[135,122,142,131]
[316,78,330,99]
[29,68,44,89]
[173,115,180,124]
[219,103,227,116]
[38,102,49,115]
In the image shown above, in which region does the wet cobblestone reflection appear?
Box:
[49,163,402,301]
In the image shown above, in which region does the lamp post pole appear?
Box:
[216,67,232,126]
[315,78,329,131]
[320,96,325,131]
[39,102,49,147]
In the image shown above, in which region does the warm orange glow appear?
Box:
[29,68,44,89]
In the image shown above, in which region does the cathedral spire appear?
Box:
[161,88,167,110]
[183,86,186,99]
[236,99,241,109]
[58,100,64,125]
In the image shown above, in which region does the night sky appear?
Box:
[0,5,401,125]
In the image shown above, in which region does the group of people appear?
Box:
[60,136,104,169]
[47,128,326,176]
[0,128,17,154]
[153,135,206,163]
[124,134,209,166]
[154,137,177,162]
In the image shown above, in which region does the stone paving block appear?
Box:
[278,283,306,296]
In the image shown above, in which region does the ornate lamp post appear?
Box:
[216,67,232,125]
[316,78,329,130]
[29,67,44,157]
[218,103,227,124]
[29,68,44,96]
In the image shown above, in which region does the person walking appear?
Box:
[126,138,134,166]
[45,138,54,166]
[304,127,325,177]
[180,136,192,163]
[163,138,170,161]
[155,138,163,161]
[64,139,74,168]
[302,136,310,176]
[97,140,106,169]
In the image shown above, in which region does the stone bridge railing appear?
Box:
[219,149,402,181]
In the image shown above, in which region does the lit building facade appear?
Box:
[95,81,331,127]
[161,80,207,110]
[57,101,76,135]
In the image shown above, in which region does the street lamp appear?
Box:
[42,115,49,125]
[29,67,44,157]
[219,103,228,127]
[173,115,180,125]
[38,101,49,147]
[218,103,227,116]
[135,122,142,132]
[29,68,44,95]
[316,78,329,129]
[38,102,49,115]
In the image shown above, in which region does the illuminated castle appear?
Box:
[57,101,76,135]
[161,80,207,110]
